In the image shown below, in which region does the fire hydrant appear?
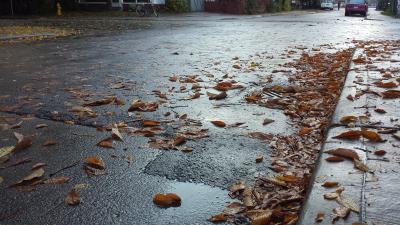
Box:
[57,2,62,16]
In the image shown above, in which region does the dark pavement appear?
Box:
[0,9,399,225]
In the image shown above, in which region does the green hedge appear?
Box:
[166,0,189,13]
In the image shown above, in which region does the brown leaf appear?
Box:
[43,140,57,146]
[169,75,178,82]
[211,120,226,127]
[276,175,297,182]
[315,212,325,222]
[361,129,384,142]
[96,137,113,148]
[142,120,161,127]
[255,155,263,163]
[173,136,186,146]
[233,64,241,69]
[373,81,398,88]
[248,132,273,141]
[214,82,233,91]
[340,116,358,124]
[188,92,200,99]
[324,148,360,160]
[85,156,105,170]
[111,128,123,141]
[374,150,386,156]
[354,159,370,172]
[43,176,70,184]
[31,163,46,170]
[208,213,226,223]
[207,91,227,100]
[347,94,354,101]
[0,146,14,159]
[380,90,400,99]
[325,156,345,162]
[298,127,313,136]
[332,207,351,223]
[65,189,80,205]
[262,118,275,126]
[374,108,386,114]
[83,97,115,106]
[12,168,45,187]
[322,181,339,188]
[248,209,272,225]
[153,193,181,207]
[324,192,339,200]
[333,130,362,140]
[336,195,359,212]
[35,124,48,129]
[12,133,32,152]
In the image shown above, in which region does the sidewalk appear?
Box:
[300,41,400,224]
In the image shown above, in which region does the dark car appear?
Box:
[345,0,368,16]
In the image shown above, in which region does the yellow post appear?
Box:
[57,2,62,16]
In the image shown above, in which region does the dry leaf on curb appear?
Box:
[354,159,370,172]
[333,130,362,140]
[332,207,351,223]
[325,156,345,162]
[211,120,226,127]
[111,128,123,141]
[65,189,80,205]
[324,148,360,160]
[208,213,226,223]
[315,212,325,222]
[142,120,161,127]
[43,176,70,184]
[322,181,339,188]
[85,156,105,170]
[336,195,360,213]
[0,146,14,158]
[96,137,113,148]
[153,193,181,207]
[43,140,57,146]
[361,129,384,142]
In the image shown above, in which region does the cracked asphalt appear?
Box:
[0,9,400,225]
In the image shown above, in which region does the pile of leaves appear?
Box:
[210,49,354,224]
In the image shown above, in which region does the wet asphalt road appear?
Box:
[0,9,400,225]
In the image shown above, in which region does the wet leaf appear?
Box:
[65,189,80,205]
[96,137,113,148]
[333,130,362,140]
[340,116,358,124]
[361,129,384,142]
[322,181,339,188]
[43,176,70,184]
[332,207,351,223]
[153,193,181,207]
[315,212,325,222]
[208,213,226,223]
[324,148,360,160]
[85,156,105,170]
[211,120,226,127]
[35,124,48,129]
[207,91,227,100]
[111,128,123,141]
[43,140,57,146]
[380,90,400,99]
[169,75,178,82]
[0,146,14,158]
[142,120,161,127]
[354,159,369,172]
[374,150,386,156]
[336,195,359,212]
[325,156,345,162]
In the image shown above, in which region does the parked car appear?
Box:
[345,0,368,16]
[321,0,334,10]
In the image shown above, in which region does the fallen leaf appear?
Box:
[354,159,369,172]
[85,156,105,170]
[128,100,158,112]
[96,137,113,148]
[248,132,273,141]
[208,213,226,223]
[207,91,227,100]
[111,128,123,141]
[177,146,193,152]
[340,116,358,124]
[361,129,384,142]
[73,183,89,190]
[325,156,345,162]
[262,118,275,126]
[65,189,80,205]
[373,81,398,88]
[12,133,32,152]
[173,136,186,146]
[35,124,48,129]
[153,193,181,207]
[43,140,57,146]
[31,163,46,170]
[315,212,325,222]
[211,120,226,127]
[169,75,178,82]
[393,133,400,141]
[298,127,313,136]
[43,176,70,184]
[214,82,232,91]
[83,97,115,106]
[12,168,44,187]
[276,175,297,182]
[374,108,386,114]
[374,150,386,156]
[324,192,339,200]
[6,157,32,168]
[142,120,161,127]
[347,94,354,101]
[233,64,241,69]
[380,90,400,99]
[248,209,272,225]
[322,181,339,188]
[229,181,246,194]
[255,155,263,163]
[324,148,360,160]
[332,207,351,223]
[333,130,362,140]
[336,195,359,212]
[0,146,14,158]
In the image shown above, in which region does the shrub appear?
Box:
[166,0,189,13]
